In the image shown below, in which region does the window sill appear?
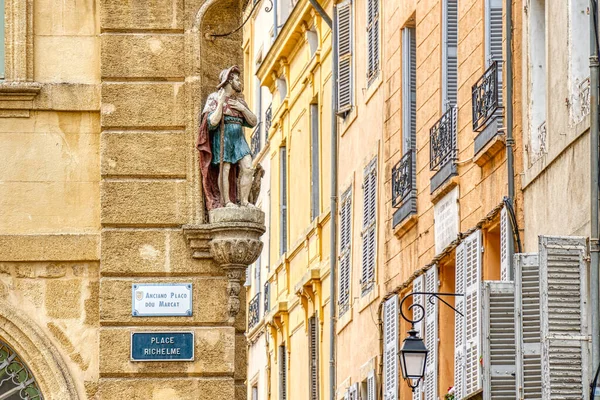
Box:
[363,73,382,105]
[358,285,379,313]
[0,82,42,117]
[393,212,417,238]
[336,307,352,334]
[339,104,358,137]
[430,165,459,204]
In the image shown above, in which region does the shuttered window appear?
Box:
[500,207,510,282]
[0,0,4,79]
[442,0,458,108]
[485,0,503,105]
[366,0,380,83]
[279,344,287,400]
[336,0,353,114]
[402,27,417,156]
[383,295,399,400]
[361,158,377,296]
[280,146,287,255]
[412,275,424,400]
[539,236,589,399]
[454,230,482,398]
[311,103,320,221]
[482,281,517,399]
[339,187,353,316]
[348,383,359,400]
[424,266,438,400]
[514,253,542,399]
[309,315,319,400]
[367,370,377,400]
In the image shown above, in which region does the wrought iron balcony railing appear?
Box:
[248,292,260,330]
[430,106,457,171]
[264,281,270,314]
[265,104,273,133]
[472,61,501,132]
[392,150,415,208]
[251,123,261,158]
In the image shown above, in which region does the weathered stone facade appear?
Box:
[0,1,260,399]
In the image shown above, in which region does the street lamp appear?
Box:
[397,291,464,392]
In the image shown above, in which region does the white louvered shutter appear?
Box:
[350,383,359,400]
[454,242,466,399]
[486,0,503,105]
[367,370,377,400]
[424,266,438,400]
[464,230,482,396]
[514,253,542,399]
[539,236,590,400]
[500,207,509,282]
[442,0,458,107]
[339,188,352,315]
[383,295,399,400]
[366,0,380,82]
[344,390,350,400]
[337,0,353,114]
[361,159,377,295]
[412,275,424,400]
[482,281,517,400]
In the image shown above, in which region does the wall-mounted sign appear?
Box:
[132,283,192,317]
[130,332,194,361]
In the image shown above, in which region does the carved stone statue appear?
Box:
[197,65,260,210]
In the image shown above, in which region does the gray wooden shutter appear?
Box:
[402,27,417,155]
[454,242,467,399]
[539,236,590,400]
[482,281,517,400]
[464,230,482,396]
[412,274,424,400]
[337,0,353,114]
[279,344,287,400]
[514,253,542,399]
[280,146,287,255]
[366,0,380,82]
[383,295,399,400]
[442,0,458,108]
[309,315,319,400]
[424,266,438,400]
[486,0,503,105]
[361,159,377,295]
[500,207,509,282]
[339,187,352,315]
[367,370,377,400]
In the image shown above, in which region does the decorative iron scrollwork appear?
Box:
[265,104,273,134]
[248,292,261,329]
[392,150,414,208]
[251,123,262,159]
[430,106,457,171]
[0,341,43,400]
[472,61,501,132]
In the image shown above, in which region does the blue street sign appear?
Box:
[130,332,194,361]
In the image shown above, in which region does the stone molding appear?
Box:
[0,234,100,261]
[184,207,265,323]
[0,300,80,399]
[0,82,41,117]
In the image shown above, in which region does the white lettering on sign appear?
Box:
[132,283,193,317]
[434,187,459,255]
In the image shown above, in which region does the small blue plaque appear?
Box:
[131,332,194,361]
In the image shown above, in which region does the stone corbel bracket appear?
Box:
[294,267,322,333]
[183,207,265,323]
[265,300,288,362]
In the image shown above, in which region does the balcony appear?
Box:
[392,150,417,227]
[265,103,273,134]
[248,292,260,330]
[471,61,505,164]
[264,281,270,314]
[251,123,262,159]
[430,106,458,193]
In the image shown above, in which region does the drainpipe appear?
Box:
[273,0,279,38]
[505,0,516,280]
[589,0,600,371]
[306,1,337,399]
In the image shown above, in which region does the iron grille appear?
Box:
[248,292,260,329]
[430,105,457,171]
[472,61,501,131]
[0,341,43,399]
[265,104,273,133]
[251,123,261,158]
[264,281,270,313]
[392,150,414,208]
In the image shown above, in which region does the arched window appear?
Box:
[0,340,42,400]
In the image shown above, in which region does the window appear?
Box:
[280,146,287,255]
[360,370,377,400]
[442,0,458,108]
[402,27,416,156]
[569,0,590,124]
[336,0,353,114]
[279,344,287,400]
[528,0,546,160]
[366,0,380,83]
[361,158,377,295]
[0,0,5,79]
[454,231,482,398]
[308,315,319,400]
[485,0,503,105]
[339,187,352,316]
[311,103,320,221]
[252,385,258,400]
[382,295,398,400]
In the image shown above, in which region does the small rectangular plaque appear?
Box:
[132,283,192,317]
[131,332,194,361]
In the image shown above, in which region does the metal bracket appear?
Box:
[399,291,465,326]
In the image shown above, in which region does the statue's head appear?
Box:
[217,65,242,93]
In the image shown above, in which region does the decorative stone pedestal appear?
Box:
[184,207,265,323]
